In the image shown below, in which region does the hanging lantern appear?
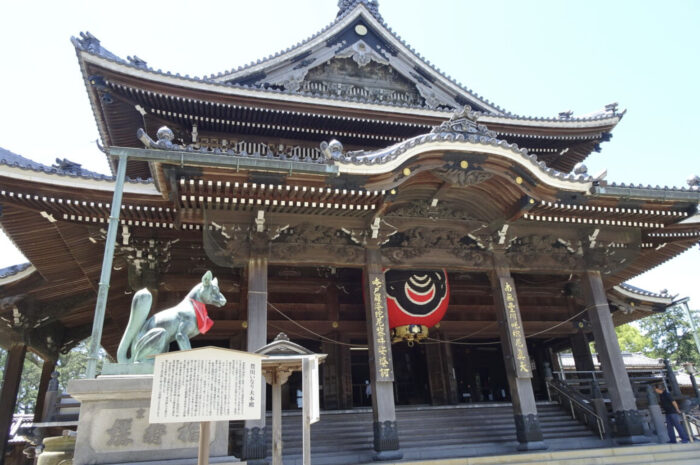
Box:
[385,269,449,345]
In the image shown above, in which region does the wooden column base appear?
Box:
[613,410,648,444]
[514,413,546,450]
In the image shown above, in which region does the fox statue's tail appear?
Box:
[116,288,153,363]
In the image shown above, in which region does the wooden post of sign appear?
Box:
[272,369,282,465]
[302,358,311,465]
[198,421,211,465]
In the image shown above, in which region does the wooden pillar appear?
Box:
[530,342,548,398]
[442,339,459,404]
[566,296,596,374]
[33,359,57,423]
[322,285,341,410]
[426,342,446,405]
[242,254,269,464]
[321,340,340,410]
[426,332,457,405]
[364,247,402,460]
[581,270,646,444]
[489,254,546,451]
[1,344,27,463]
[339,334,353,409]
[570,331,595,373]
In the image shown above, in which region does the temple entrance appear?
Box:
[453,344,510,403]
[350,347,372,407]
[392,343,431,405]
[348,344,431,407]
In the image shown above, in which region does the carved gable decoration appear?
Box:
[505,235,582,270]
[336,39,389,67]
[381,227,487,265]
[300,58,425,106]
[270,223,364,262]
[386,199,477,221]
[432,167,493,187]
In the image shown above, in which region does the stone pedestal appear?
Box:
[37,434,76,465]
[68,375,237,465]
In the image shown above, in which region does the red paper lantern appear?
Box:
[385,269,449,344]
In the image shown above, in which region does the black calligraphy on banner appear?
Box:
[499,277,532,378]
[370,275,394,381]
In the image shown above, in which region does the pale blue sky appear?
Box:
[0,0,697,307]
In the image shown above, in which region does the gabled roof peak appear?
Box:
[338,0,382,20]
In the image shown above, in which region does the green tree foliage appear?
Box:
[0,339,102,414]
[589,323,655,356]
[638,305,700,366]
[615,323,655,354]
[0,350,42,413]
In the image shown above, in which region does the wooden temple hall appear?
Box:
[1,0,700,463]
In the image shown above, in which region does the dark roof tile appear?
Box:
[0,262,32,279]
[0,147,151,184]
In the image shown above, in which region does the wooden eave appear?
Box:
[79,54,619,179]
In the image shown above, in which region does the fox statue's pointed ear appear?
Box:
[202,270,213,287]
[212,277,219,287]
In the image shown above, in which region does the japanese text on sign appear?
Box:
[500,278,532,378]
[371,276,394,381]
[150,347,264,423]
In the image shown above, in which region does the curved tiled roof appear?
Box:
[72,3,622,123]
[0,147,152,184]
[603,180,700,193]
[332,126,595,186]
[618,282,673,300]
[210,2,507,113]
[0,262,31,279]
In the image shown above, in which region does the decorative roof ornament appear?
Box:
[320,139,344,161]
[688,175,700,188]
[573,163,588,175]
[52,158,83,175]
[127,55,148,68]
[337,0,382,20]
[605,102,619,115]
[336,39,389,67]
[137,126,182,150]
[558,110,573,119]
[75,31,101,53]
[431,106,497,138]
[72,31,123,63]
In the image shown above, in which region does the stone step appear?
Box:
[348,442,700,465]
[244,403,610,463]
[272,424,592,449]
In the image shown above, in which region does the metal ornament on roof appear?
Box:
[430,106,497,138]
[385,269,449,345]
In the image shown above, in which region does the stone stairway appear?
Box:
[253,401,611,465]
[361,442,700,465]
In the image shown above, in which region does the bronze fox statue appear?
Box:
[117,271,226,364]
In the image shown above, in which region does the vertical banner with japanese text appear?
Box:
[498,277,532,379]
[368,274,395,382]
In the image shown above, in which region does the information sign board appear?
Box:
[150,347,264,423]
